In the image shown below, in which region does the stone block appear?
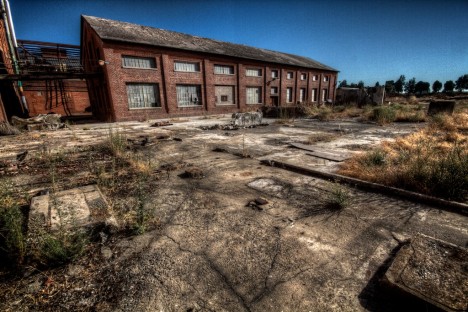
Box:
[384,234,467,311]
[232,112,263,126]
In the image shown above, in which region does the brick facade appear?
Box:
[22,80,90,116]
[82,18,338,122]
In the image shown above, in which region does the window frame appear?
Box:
[176,84,202,107]
[299,88,306,102]
[214,64,235,75]
[271,87,278,95]
[174,60,201,72]
[215,85,236,106]
[311,88,318,102]
[324,76,330,82]
[312,75,318,81]
[246,86,262,104]
[271,70,279,78]
[246,68,263,77]
[126,83,160,109]
[300,73,307,80]
[287,72,294,79]
[122,55,156,69]
[286,87,293,103]
[322,88,328,101]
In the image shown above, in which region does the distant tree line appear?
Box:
[338,74,468,95]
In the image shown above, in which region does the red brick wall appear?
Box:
[83,20,338,122]
[23,80,90,116]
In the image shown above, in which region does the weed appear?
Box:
[0,179,26,265]
[306,133,337,144]
[339,113,468,202]
[39,231,88,265]
[104,128,127,156]
[325,183,350,210]
[372,106,396,125]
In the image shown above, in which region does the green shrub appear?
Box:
[364,148,387,166]
[326,184,350,210]
[39,231,88,265]
[372,106,396,125]
[0,206,26,265]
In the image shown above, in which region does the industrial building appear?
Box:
[1,4,338,123]
[81,15,338,122]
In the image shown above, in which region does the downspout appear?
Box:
[2,0,28,115]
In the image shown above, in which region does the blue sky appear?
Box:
[10,0,468,86]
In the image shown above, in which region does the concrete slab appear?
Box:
[384,234,468,311]
[290,142,351,161]
[29,184,111,231]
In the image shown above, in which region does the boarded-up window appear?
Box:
[286,87,293,103]
[322,88,328,101]
[300,88,306,102]
[246,68,262,77]
[122,56,156,69]
[215,86,235,105]
[176,85,202,106]
[126,84,160,108]
[287,72,293,79]
[214,65,234,75]
[174,61,200,72]
[246,87,262,104]
[271,70,279,78]
[312,88,318,102]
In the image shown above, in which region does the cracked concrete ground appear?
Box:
[0,116,466,311]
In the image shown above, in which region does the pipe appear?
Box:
[4,0,16,47]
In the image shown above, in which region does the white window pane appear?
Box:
[246,69,262,77]
[246,87,261,104]
[214,65,234,75]
[127,84,159,108]
[176,85,202,106]
[174,61,200,72]
[122,56,156,69]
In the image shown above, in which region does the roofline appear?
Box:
[81,15,339,72]
[100,36,339,72]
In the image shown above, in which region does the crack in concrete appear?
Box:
[162,234,251,312]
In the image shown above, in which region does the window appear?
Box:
[126,84,160,108]
[271,70,279,78]
[246,87,262,104]
[312,88,318,102]
[215,86,235,105]
[287,72,293,79]
[214,64,234,75]
[301,73,307,80]
[174,61,200,72]
[299,88,306,102]
[246,68,262,77]
[324,76,330,82]
[286,87,293,103]
[312,75,318,81]
[322,89,328,101]
[271,87,278,95]
[176,85,202,106]
[122,56,156,69]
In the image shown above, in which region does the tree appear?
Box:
[375,81,380,87]
[444,80,455,93]
[338,80,348,88]
[405,78,416,94]
[394,75,405,94]
[384,80,395,94]
[415,81,430,95]
[357,81,365,89]
[455,74,468,91]
[432,80,442,93]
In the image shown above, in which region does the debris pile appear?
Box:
[11,114,65,131]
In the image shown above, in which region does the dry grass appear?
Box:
[338,112,468,202]
[306,133,339,144]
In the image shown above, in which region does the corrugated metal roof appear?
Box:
[82,15,338,72]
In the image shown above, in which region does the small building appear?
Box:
[81,15,339,122]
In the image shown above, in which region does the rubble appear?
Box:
[11,114,66,131]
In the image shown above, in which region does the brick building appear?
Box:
[81,15,338,122]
